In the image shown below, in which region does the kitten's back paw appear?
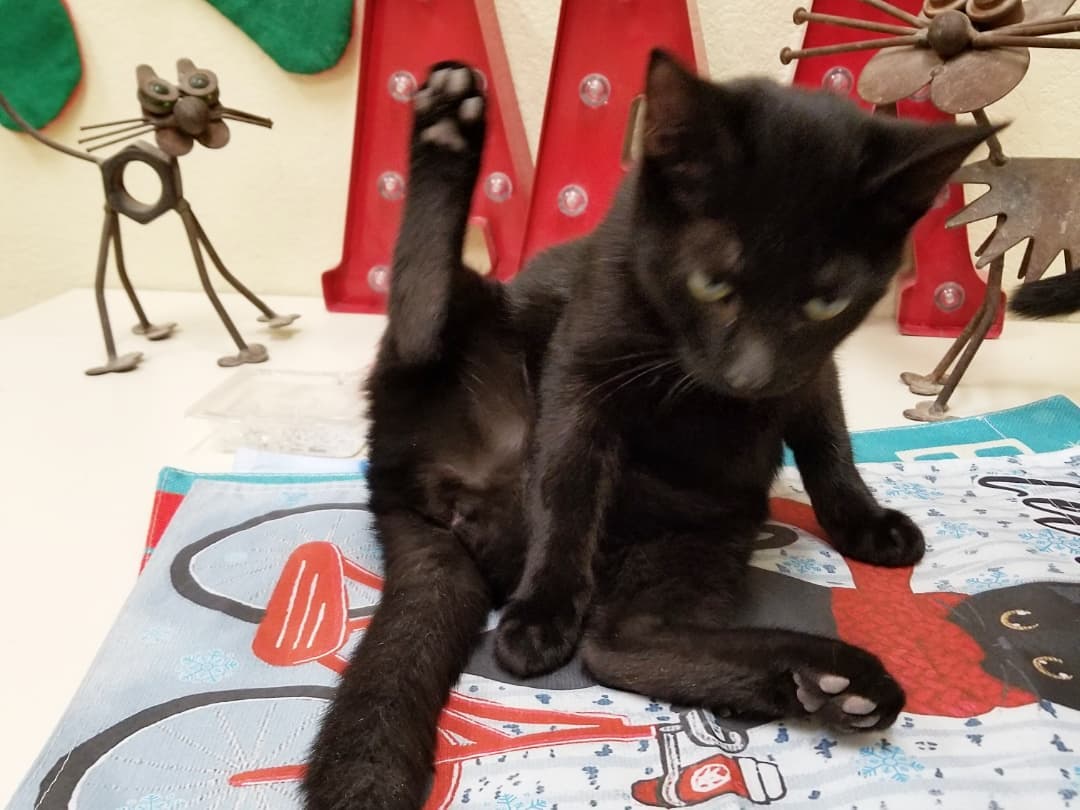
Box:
[412,62,486,156]
[792,649,905,733]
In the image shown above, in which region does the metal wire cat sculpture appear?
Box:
[0,59,298,374]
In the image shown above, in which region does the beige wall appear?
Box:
[1,1,1076,317]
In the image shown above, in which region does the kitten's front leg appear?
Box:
[495,370,622,678]
[785,358,924,566]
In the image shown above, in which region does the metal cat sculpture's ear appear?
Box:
[136,64,180,116]
[176,59,221,103]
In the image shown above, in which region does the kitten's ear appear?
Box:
[863,121,1003,228]
[642,49,702,160]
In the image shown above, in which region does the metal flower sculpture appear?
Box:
[783,0,1079,421]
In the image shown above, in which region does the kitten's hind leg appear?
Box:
[583,535,905,733]
[302,512,491,810]
[388,63,488,365]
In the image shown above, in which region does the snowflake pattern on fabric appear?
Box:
[494,795,548,810]
[176,649,239,684]
[880,478,944,500]
[116,795,187,810]
[776,554,837,577]
[849,454,1080,595]
[964,567,1022,593]
[1019,529,1080,555]
[857,741,926,783]
[935,521,980,539]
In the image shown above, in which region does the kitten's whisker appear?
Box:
[604,350,669,365]
[582,367,644,401]
[679,373,700,398]
[581,359,670,400]
[661,372,701,409]
[660,374,691,410]
[597,359,680,405]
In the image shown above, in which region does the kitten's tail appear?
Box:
[1010,271,1080,319]
[302,513,491,809]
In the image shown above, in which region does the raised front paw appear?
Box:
[831,507,925,567]
[495,596,582,679]
[790,647,905,733]
[412,62,486,157]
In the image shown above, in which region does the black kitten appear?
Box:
[303,52,993,810]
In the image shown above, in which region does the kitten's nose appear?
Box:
[723,334,773,393]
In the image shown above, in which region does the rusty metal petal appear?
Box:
[857,47,942,105]
[197,120,231,150]
[929,47,1029,113]
[155,127,194,156]
[948,157,1080,281]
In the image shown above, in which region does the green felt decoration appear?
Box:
[204,0,354,74]
[0,0,83,130]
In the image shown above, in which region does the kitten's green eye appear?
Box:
[688,270,734,303]
[804,296,851,321]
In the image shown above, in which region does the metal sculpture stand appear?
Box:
[900,256,1005,421]
[898,113,1009,421]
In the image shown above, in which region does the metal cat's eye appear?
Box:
[687,270,734,303]
[803,295,851,321]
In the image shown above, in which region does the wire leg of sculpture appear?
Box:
[191,216,300,330]
[109,215,178,341]
[176,200,268,368]
[900,292,988,396]
[903,255,1004,422]
[85,207,144,376]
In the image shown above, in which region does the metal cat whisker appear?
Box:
[0,58,298,375]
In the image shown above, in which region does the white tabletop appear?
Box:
[1,287,1078,802]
